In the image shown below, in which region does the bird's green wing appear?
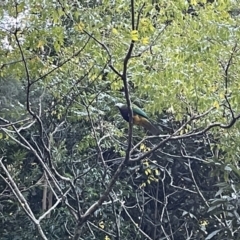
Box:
[132,106,149,119]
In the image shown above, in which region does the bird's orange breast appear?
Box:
[133,114,148,125]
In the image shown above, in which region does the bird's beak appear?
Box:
[115,103,124,108]
[115,103,121,108]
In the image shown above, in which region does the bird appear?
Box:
[115,103,160,135]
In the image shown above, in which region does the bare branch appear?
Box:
[87,221,116,238]
[73,3,137,237]
[0,117,32,128]
[131,108,240,162]
[122,202,153,240]
[187,160,226,228]
[38,187,71,222]
[136,3,146,30]
[1,128,31,150]
[81,97,107,169]
[0,157,48,240]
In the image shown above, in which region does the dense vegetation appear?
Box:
[1,0,240,239]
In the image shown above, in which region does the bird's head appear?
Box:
[115,103,125,109]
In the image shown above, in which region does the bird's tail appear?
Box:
[142,120,160,135]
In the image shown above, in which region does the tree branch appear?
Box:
[0,157,48,240]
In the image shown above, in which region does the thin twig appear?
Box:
[0,157,48,240]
